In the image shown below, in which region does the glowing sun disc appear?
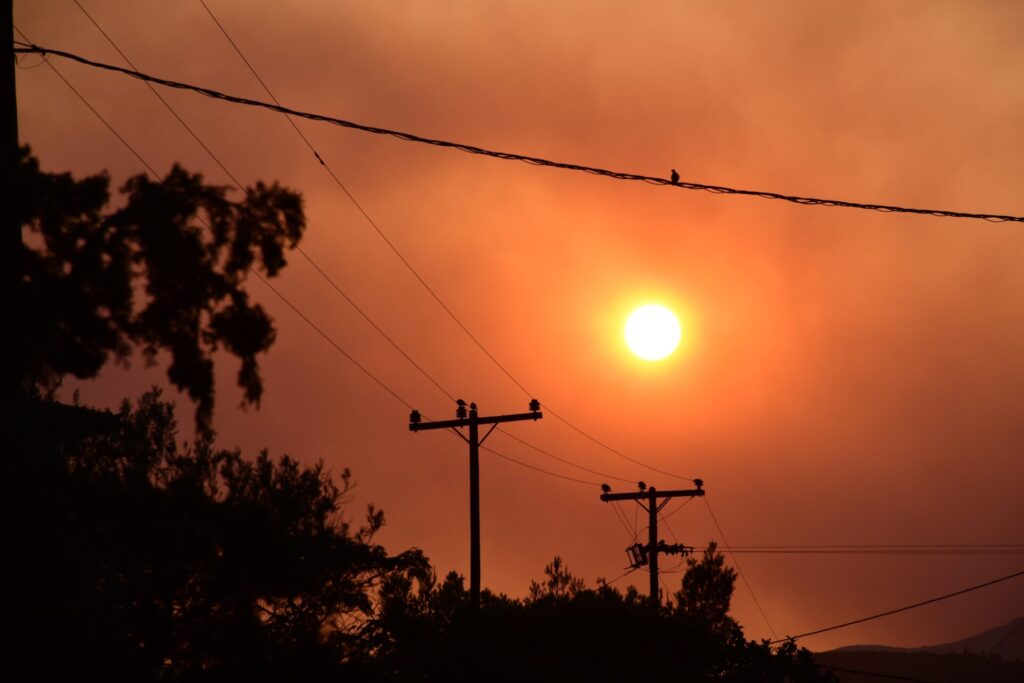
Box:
[625,305,681,361]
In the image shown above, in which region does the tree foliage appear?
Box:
[12,147,305,432]
[2,391,426,682]
[676,541,739,631]
[371,555,834,682]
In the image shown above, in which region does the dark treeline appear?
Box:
[2,392,831,682]
[2,151,833,681]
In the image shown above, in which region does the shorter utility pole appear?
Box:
[600,479,704,607]
[409,399,542,609]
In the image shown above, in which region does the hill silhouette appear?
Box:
[816,616,1024,682]
[814,649,1024,683]
[830,615,1024,661]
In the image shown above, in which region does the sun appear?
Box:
[625,304,681,361]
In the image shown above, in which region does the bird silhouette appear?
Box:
[601,483,611,494]
[670,169,679,185]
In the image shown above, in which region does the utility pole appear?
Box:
[409,398,542,608]
[2,0,19,408]
[600,479,704,607]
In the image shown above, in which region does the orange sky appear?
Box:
[16,0,1024,650]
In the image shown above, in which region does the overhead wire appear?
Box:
[770,568,1024,645]
[546,410,695,482]
[13,28,158,179]
[661,494,696,521]
[704,496,779,639]
[479,444,599,487]
[602,566,639,587]
[493,428,634,484]
[69,0,246,190]
[14,43,1024,225]
[609,501,637,540]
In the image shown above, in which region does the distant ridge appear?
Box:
[830,616,1024,662]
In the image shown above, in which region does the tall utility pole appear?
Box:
[2,0,19,407]
[600,479,704,607]
[409,399,542,608]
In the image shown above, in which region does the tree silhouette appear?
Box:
[371,554,834,682]
[676,541,738,633]
[527,555,586,601]
[2,390,427,682]
[10,147,305,432]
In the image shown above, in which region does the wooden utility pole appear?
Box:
[2,0,20,408]
[600,479,704,607]
[409,399,542,608]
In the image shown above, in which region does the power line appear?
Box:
[292,247,457,402]
[661,494,696,521]
[246,269,415,409]
[546,409,695,482]
[771,568,1024,645]
[14,43,1024,225]
[69,0,245,190]
[479,443,599,487]
[602,566,639,587]
[704,496,779,639]
[185,6,698,486]
[609,500,636,540]
[496,427,634,484]
[13,27,158,178]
